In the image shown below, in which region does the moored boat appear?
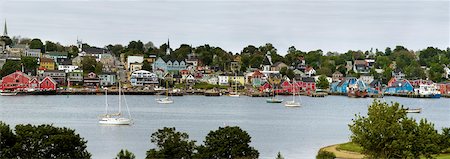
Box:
[266,97,283,103]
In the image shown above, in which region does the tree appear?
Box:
[0,60,20,77]
[116,149,136,159]
[0,122,17,158]
[286,69,295,79]
[29,38,44,52]
[21,56,38,75]
[142,60,152,71]
[429,63,444,82]
[0,36,12,46]
[349,100,444,158]
[196,126,259,159]
[9,123,91,158]
[317,75,330,89]
[146,127,196,159]
[81,56,102,75]
[280,67,288,76]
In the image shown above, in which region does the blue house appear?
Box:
[384,80,414,94]
[330,77,357,94]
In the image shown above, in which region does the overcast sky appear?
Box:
[0,0,449,55]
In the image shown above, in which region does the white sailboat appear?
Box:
[156,81,173,104]
[285,80,300,107]
[99,82,132,125]
[229,72,240,97]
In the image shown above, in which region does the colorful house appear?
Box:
[259,82,272,92]
[438,82,450,95]
[39,57,55,70]
[296,77,316,93]
[39,76,57,90]
[251,70,264,87]
[330,77,357,94]
[384,80,414,94]
[0,71,31,91]
[29,77,39,90]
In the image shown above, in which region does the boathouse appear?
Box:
[39,76,57,90]
[0,71,31,91]
[384,80,413,94]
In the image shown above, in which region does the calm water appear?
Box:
[0,95,449,159]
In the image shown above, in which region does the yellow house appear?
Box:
[40,57,55,70]
[228,75,245,86]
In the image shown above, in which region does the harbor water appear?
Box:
[0,95,449,158]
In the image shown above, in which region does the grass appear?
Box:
[333,142,450,159]
[336,142,363,153]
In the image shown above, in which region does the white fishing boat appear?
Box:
[0,90,18,96]
[285,80,300,107]
[156,81,173,104]
[99,83,132,125]
[153,86,167,91]
[417,83,441,98]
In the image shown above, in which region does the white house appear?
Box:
[58,61,79,73]
[207,75,218,85]
[127,56,144,71]
[359,75,374,84]
[218,75,229,85]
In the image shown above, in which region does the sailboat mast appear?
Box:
[105,88,108,114]
[119,81,121,113]
[292,79,295,102]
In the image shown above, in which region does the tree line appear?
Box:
[0,121,260,159]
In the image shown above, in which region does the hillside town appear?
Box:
[1,21,450,98]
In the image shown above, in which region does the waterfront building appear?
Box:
[39,57,55,70]
[251,70,264,87]
[130,70,158,87]
[67,69,83,86]
[0,71,31,91]
[330,77,358,94]
[438,82,450,95]
[39,76,57,91]
[41,70,66,86]
[228,74,245,86]
[83,72,100,88]
[304,66,316,77]
[99,72,117,86]
[29,77,39,90]
[384,80,414,94]
[409,79,434,88]
[297,77,317,93]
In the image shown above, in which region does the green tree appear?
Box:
[317,75,330,89]
[280,67,288,76]
[146,127,196,159]
[382,67,393,84]
[349,100,444,159]
[0,36,12,46]
[12,123,91,158]
[45,41,58,52]
[286,69,295,79]
[81,56,102,75]
[21,56,38,75]
[196,126,259,159]
[29,38,44,52]
[0,121,17,158]
[429,63,444,82]
[116,149,136,159]
[375,56,391,69]
[0,60,20,77]
[142,60,152,71]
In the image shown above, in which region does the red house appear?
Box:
[296,77,316,93]
[280,80,292,93]
[39,76,57,91]
[438,82,450,95]
[29,77,39,90]
[259,82,272,92]
[0,71,31,91]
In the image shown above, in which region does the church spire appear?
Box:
[166,38,170,55]
[3,20,7,36]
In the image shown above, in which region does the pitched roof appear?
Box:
[354,60,366,65]
[333,71,343,75]
[40,57,54,63]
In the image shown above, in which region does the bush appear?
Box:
[316,150,336,159]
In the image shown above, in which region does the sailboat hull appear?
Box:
[156,97,174,104]
[99,117,132,125]
[266,98,283,103]
[229,94,240,97]
[284,101,300,107]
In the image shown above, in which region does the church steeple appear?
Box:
[166,38,171,55]
[3,20,7,36]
